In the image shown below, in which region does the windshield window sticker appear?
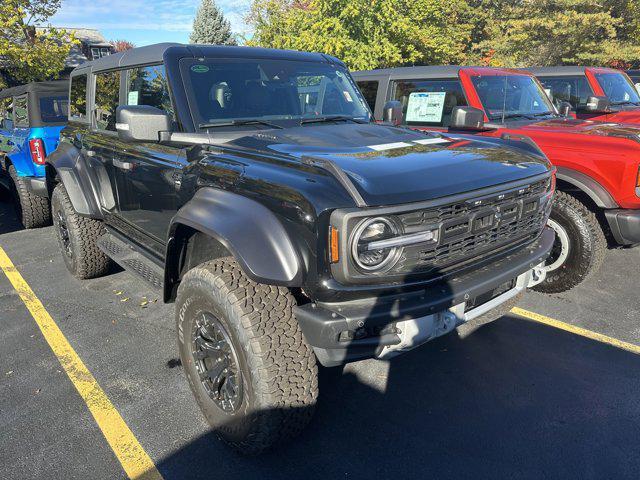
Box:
[343,91,353,102]
[127,91,139,106]
[191,64,210,73]
[405,92,446,123]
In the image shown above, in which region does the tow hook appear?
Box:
[527,262,547,288]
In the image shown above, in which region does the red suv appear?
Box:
[353,66,640,293]
[530,66,640,124]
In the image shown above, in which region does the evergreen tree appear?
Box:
[189,0,236,45]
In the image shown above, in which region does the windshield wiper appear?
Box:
[490,113,535,121]
[533,111,556,117]
[199,119,284,129]
[300,115,367,125]
[611,100,640,106]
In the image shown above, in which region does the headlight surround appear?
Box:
[350,217,402,272]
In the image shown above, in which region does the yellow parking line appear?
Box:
[0,247,164,480]
[512,307,640,355]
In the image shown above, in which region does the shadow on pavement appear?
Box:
[155,315,640,479]
[0,187,24,235]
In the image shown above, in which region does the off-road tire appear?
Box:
[457,290,525,338]
[176,258,318,455]
[51,183,111,279]
[533,191,606,293]
[8,165,51,228]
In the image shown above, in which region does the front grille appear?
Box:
[392,178,551,276]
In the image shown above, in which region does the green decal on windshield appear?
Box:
[191,64,209,73]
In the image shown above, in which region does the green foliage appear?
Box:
[248,0,476,71]
[190,0,236,45]
[249,0,640,69]
[0,0,76,86]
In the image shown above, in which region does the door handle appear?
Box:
[113,158,134,171]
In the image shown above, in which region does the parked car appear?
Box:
[47,44,554,453]
[353,66,640,293]
[0,80,68,228]
[529,67,640,124]
[625,69,640,89]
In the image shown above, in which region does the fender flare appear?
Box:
[45,141,103,218]
[555,166,618,209]
[167,188,303,290]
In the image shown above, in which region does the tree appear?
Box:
[190,0,236,45]
[0,0,76,87]
[248,0,476,71]
[111,39,135,52]
[470,0,640,67]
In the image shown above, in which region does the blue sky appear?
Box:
[48,0,251,46]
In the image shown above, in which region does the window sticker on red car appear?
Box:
[406,92,446,123]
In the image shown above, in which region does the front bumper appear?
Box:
[604,209,640,245]
[295,227,554,366]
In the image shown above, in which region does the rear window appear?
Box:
[70,74,88,120]
[39,95,68,123]
[391,79,467,127]
[538,75,594,109]
[357,80,379,112]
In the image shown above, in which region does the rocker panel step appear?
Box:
[97,231,164,290]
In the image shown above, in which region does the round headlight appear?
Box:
[351,217,400,272]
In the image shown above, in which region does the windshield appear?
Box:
[594,72,640,105]
[180,58,371,128]
[39,95,68,123]
[471,75,556,121]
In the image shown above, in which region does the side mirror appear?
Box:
[584,95,611,113]
[558,101,573,117]
[450,106,485,130]
[115,105,171,142]
[382,100,403,125]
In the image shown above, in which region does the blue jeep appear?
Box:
[0,80,68,228]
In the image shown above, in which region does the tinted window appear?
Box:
[0,97,13,129]
[94,70,121,131]
[39,96,68,123]
[472,75,554,120]
[14,95,28,127]
[392,79,467,127]
[126,64,174,118]
[180,58,370,127]
[538,75,593,109]
[357,80,378,112]
[70,74,87,120]
[594,72,640,105]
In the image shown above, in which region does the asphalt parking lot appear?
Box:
[1,190,640,480]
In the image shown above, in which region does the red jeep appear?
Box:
[530,66,640,124]
[353,66,640,293]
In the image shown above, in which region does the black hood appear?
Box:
[229,123,551,206]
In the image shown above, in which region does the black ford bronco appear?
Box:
[46,43,555,453]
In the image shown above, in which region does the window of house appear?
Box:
[126,64,174,118]
[70,74,88,120]
[94,70,121,131]
[356,81,379,112]
[538,76,594,109]
[392,79,467,127]
[13,95,28,127]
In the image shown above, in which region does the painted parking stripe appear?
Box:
[0,247,164,480]
[512,307,640,355]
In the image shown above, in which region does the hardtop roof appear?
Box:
[0,80,69,99]
[351,65,530,79]
[527,66,623,76]
[70,43,345,75]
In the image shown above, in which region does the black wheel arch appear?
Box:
[555,167,618,209]
[164,188,306,302]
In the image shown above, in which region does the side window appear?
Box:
[70,74,88,120]
[392,79,467,127]
[94,70,121,131]
[13,95,28,127]
[539,76,593,109]
[356,81,379,112]
[126,65,174,118]
[0,97,13,129]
